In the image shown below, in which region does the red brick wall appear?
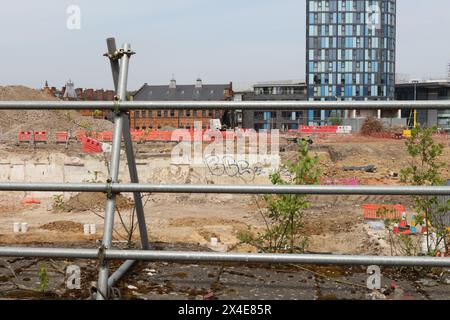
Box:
[130,109,224,130]
[79,89,115,117]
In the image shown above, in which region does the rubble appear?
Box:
[0,86,113,142]
[40,221,84,233]
[416,278,439,287]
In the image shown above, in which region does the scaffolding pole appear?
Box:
[96,113,124,300]
[96,42,132,300]
[104,38,149,290]
[0,247,448,268]
[0,183,448,196]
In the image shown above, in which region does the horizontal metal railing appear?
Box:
[0,183,449,196]
[1,100,450,110]
[0,248,448,268]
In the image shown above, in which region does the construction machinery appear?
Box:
[403,109,417,138]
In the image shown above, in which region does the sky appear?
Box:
[0,0,449,91]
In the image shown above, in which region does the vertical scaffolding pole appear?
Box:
[104,38,150,289]
[122,115,150,250]
[96,43,131,300]
[105,38,149,248]
[107,116,150,288]
[96,113,124,300]
[106,37,120,92]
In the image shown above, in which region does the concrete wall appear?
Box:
[0,152,271,198]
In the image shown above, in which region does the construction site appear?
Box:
[0,79,449,300]
[3,1,450,314]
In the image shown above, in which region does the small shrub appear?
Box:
[400,125,449,256]
[361,117,385,136]
[238,140,320,253]
[328,117,343,126]
[52,195,66,212]
[92,110,104,118]
[38,266,50,292]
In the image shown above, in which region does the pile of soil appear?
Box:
[40,221,84,233]
[64,192,134,212]
[0,86,113,141]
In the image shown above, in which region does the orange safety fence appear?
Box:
[34,132,48,142]
[55,131,69,143]
[362,204,405,220]
[22,129,277,144]
[289,126,339,134]
[18,131,33,142]
[100,131,113,142]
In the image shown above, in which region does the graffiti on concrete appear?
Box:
[205,155,269,182]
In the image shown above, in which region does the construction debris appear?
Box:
[343,165,377,173]
[40,221,84,233]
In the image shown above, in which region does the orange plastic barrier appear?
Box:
[288,126,339,134]
[100,131,113,142]
[73,129,276,144]
[23,198,41,205]
[130,130,144,142]
[33,132,48,143]
[75,131,87,141]
[362,204,405,220]
[18,132,32,142]
[55,131,69,143]
[82,137,103,153]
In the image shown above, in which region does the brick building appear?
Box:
[131,78,233,130]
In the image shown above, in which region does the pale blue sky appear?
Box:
[0,0,449,90]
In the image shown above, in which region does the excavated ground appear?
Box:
[0,106,449,299]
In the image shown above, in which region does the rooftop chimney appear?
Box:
[195,78,203,88]
[169,77,176,89]
[63,79,78,100]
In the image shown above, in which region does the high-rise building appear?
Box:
[306,0,396,122]
[447,61,450,79]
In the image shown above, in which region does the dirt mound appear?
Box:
[0,86,113,141]
[40,221,84,233]
[169,217,245,228]
[0,85,60,101]
[65,192,134,212]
